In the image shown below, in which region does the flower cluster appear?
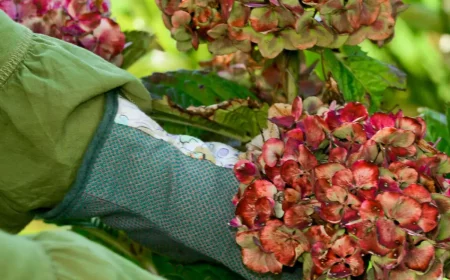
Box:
[157,0,406,58]
[0,0,125,65]
[231,97,450,279]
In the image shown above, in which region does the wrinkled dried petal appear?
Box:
[352,160,379,189]
[298,144,318,171]
[303,116,326,149]
[417,203,439,233]
[260,220,310,266]
[315,163,346,181]
[360,199,384,221]
[404,241,435,273]
[403,184,432,203]
[376,218,406,249]
[284,204,313,229]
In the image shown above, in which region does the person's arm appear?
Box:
[0,10,151,233]
[0,229,165,280]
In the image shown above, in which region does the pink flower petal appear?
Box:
[78,11,102,32]
[329,263,352,278]
[331,235,357,258]
[282,188,301,210]
[372,127,416,148]
[305,225,332,245]
[325,185,348,203]
[345,253,365,277]
[389,195,422,227]
[262,138,285,167]
[264,165,285,190]
[92,18,126,61]
[333,123,367,144]
[0,0,17,20]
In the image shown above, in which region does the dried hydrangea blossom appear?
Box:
[0,0,125,65]
[232,96,450,279]
[157,0,407,58]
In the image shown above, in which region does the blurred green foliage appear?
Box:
[111,0,449,117]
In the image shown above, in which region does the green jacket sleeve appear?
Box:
[0,229,165,280]
[0,10,152,233]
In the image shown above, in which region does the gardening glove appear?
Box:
[0,11,303,280]
[0,229,165,280]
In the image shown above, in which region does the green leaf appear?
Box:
[150,96,269,142]
[142,70,258,109]
[122,31,159,69]
[323,46,407,112]
[419,107,450,155]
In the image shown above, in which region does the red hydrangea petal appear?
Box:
[244,180,278,198]
[269,115,295,128]
[331,168,353,188]
[319,201,343,224]
[403,184,432,203]
[0,0,17,19]
[417,203,439,232]
[372,127,416,147]
[340,102,368,123]
[315,163,346,181]
[360,199,384,221]
[376,218,406,249]
[260,220,310,266]
[333,123,367,144]
[305,225,332,245]
[264,165,286,190]
[389,265,417,280]
[346,221,391,256]
[329,147,348,164]
[237,230,284,273]
[369,112,396,130]
[331,235,357,258]
[92,18,126,60]
[376,191,403,214]
[254,197,274,227]
[241,247,283,274]
[234,159,257,184]
[431,193,450,214]
[345,253,365,277]
[262,138,285,167]
[283,204,313,229]
[78,12,102,32]
[281,138,302,163]
[298,144,318,171]
[325,185,348,203]
[314,178,332,202]
[389,195,422,227]
[404,241,435,272]
[291,96,303,122]
[351,160,379,189]
[303,116,326,149]
[282,188,301,210]
[420,261,444,280]
[285,128,304,141]
[293,176,313,198]
[235,196,258,228]
[396,117,422,138]
[280,160,301,184]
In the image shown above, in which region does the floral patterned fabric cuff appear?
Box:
[114,97,240,168]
